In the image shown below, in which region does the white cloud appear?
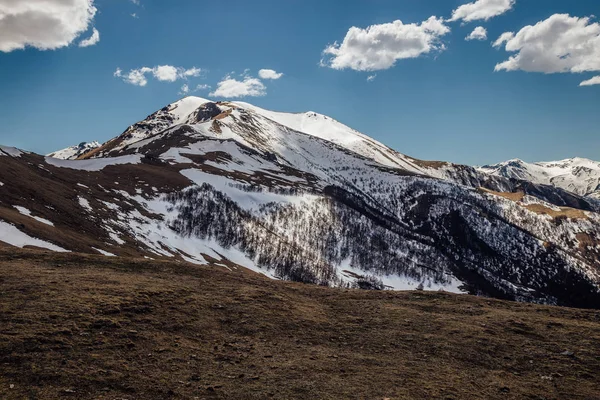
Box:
[493,14,600,76]
[183,67,203,78]
[131,13,139,19]
[465,26,488,41]
[179,84,190,95]
[78,28,99,47]
[178,83,211,95]
[117,67,151,87]
[258,69,284,80]
[114,65,204,86]
[0,0,98,52]
[210,75,266,98]
[321,17,450,71]
[492,32,514,48]
[153,65,178,82]
[130,0,140,4]
[580,76,600,86]
[450,0,515,23]
[367,74,377,82]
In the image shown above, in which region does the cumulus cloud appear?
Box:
[179,84,190,95]
[114,65,204,86]
[114,67,150,86]
[195,84,211,91]
[153,65,179,82]
[367,74,377,82]
[492,32,514,48]
[493,14,600,76]
[210,75,266,98]
[0,0,98,52]
[182,67,202,78]
[450,0,515,23]
[580,76,600,86]
[466,26,488,41]
[321,17,450,71]
[78,28,99,47]
[258,69,284,80]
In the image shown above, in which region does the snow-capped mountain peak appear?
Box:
[169,96,213,123]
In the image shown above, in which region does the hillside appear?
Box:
[0,97,599,308]
[1,249,600,400]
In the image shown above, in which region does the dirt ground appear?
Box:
[1,249,599,400]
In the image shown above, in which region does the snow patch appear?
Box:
[78,197,93,212]
[13,206,54,226]
[45,155,143,171]
[181,168,319,212]
[0,146,23,157]
[338,259,467,294]
[0,220,69,252]
[92,247,117,257]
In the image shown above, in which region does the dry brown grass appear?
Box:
[479,188,526,202]
[479,189,588,220]
[405,156,449,170]
[213,109,233,120]
[524,204,588,220]
[1,249,599,400]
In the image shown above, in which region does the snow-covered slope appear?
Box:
[47,141,101,160]
[1,96,600,308]
[479,158,600,198]
[232,101,428,173]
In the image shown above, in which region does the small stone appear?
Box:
[561,350,575,357]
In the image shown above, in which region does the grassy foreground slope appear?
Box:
[1,250,599,400]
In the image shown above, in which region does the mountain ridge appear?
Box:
[49,96,600,201]
[2,96,600,308]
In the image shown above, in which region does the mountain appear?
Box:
[47,141,101,160]
[478,158,600,199]
[2,96,600,308]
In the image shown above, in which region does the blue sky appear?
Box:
[0,0,599,165]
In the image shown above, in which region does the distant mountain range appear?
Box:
[479,158,600,200]
[1,96,599,308]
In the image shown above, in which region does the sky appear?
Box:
[0,0,599,166]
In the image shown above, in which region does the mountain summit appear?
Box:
[2,97,600,308]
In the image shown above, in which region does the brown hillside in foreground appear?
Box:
[1,250,599,400]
